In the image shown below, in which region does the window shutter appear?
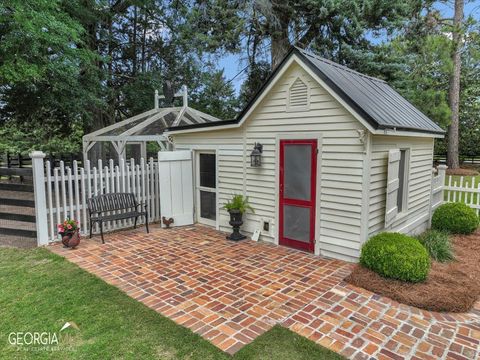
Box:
[385,149,400,228]
[289,78,309,108]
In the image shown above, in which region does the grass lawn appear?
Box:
[0,248,344,360]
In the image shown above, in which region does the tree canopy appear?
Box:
[0,0,478,162]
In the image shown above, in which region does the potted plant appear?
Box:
[57,218,80,249]
[223,194,254,241]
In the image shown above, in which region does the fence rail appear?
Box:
[444,175,480,214]
[44,157,161,243]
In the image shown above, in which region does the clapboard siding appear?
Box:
[173,60,437,263]
[243,63,366,262]
[368,136,434,236]
[173,62,367,261]
[175,129,245,233]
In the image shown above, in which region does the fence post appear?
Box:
[30,151,49,246]
[437,165,447,189]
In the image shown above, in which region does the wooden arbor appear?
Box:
[82,86,221,163]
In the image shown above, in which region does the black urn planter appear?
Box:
[226,209,247,241]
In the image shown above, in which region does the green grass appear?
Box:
[0,248,344,360]
[444,175,480,204]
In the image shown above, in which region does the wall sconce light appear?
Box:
[250,142,263,167]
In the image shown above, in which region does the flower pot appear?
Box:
[226,209,246,241]
[60,229,80,249]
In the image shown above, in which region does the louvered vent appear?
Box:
[289,78,309,108]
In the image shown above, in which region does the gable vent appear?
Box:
[288,78,309,109]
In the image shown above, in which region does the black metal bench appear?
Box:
[87,193,149,243]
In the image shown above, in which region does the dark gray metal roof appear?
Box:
[295,47,445,134]
[169,47,444,135]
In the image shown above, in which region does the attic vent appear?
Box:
[288,78,309,109]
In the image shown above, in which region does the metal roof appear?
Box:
[169,47,444,135]
[295,47,444,135]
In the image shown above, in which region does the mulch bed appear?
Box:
[345,231,480,313]
[446,168,479,176]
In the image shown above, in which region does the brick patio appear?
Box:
[49,225,480,359]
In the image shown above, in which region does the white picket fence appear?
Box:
[444,174,480,215]
[43,157,161,242]
[430,165,446,212]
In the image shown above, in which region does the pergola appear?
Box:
[82,86,222,162]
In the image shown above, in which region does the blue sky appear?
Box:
[218,1,480,94]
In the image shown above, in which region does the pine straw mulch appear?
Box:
[446,168,479,176]
[345,231,480,313]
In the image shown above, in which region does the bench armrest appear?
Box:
[135,202,148,211]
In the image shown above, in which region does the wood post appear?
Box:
[30,151,49,246]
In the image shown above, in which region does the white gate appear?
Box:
[158,151,194,227]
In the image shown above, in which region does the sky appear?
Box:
[217,1,480,94]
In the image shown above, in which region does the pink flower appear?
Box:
[67,224,72,230]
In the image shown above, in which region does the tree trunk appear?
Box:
[447,0,464,169]
[269,5,290,69]
[132,5,137,75]
[141,9,147,73]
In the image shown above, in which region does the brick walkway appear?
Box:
[49,225,480,359]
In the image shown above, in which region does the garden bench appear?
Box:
[87,193,149,243]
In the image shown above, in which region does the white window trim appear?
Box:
[194,149,219,229]
[396,148,411,218]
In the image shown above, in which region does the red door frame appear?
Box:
[279,139,317,252]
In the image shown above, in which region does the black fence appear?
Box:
[0,153,82,182]
[434,154,480,165]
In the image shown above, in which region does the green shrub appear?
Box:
[431,203,479,234]
[360,232,430,282]
[416,230,454,262]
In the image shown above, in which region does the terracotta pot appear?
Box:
[60,229,80,249]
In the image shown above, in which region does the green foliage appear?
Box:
[360,232,430,283]
[416,230,454,262]
[0,0,92,83]
[432,203,479,234]
[223,195,254,214]
[191,69,239,119]
[0,121,83,155]
[239,61,271,107]
[387,35,452,129]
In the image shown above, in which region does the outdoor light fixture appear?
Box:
[250,142,263,167]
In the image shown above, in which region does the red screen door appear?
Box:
[279,139,317,252]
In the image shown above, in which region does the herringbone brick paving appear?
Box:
[49,225,480,359]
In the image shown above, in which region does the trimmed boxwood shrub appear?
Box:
[360,232,430,282]
[432,203,479,234]
[416,230,454,262]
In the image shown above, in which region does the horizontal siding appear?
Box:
[244,63,366,258]
[175,129,245,234]
[368,136,434,237]
[173,62,370,261]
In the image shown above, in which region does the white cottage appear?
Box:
[165,47,445,262]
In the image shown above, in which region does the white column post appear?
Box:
[30,151,49,246]
[154,90,159,109]
[438,165,447,188]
